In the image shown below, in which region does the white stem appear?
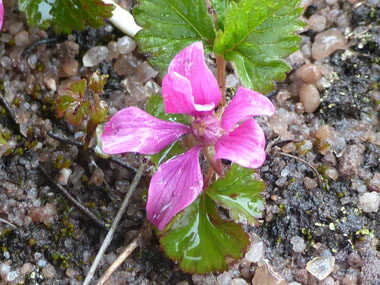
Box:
[102,0,142,37]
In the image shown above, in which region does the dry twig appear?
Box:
[37,163,107,230]
[0,217,17,229]
[96,233,141,285]
[83,164,145,285]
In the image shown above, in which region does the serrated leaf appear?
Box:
[214,0,305,93]
[207,164,265,225]
[56,79,91,126]
[160,194,250,274]
[134,0,216,78]
[88,72,108,95]
[18,0,114,34]
[146,94,191,125]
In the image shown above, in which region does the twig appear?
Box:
[47,131,83,148]
[37,163,107,230]
[83,164,145,285]
[278,151,323,187]
[0,217,17,229]
[23,37,58,57]
[96,233,141,285]
[47,131,137,172]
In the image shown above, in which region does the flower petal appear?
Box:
[146,146,203,230]
[221,87,275,132]
[0,0,3,32]
[162,72,215,116]
[101,107,190,154]
[166,42,221,109]
[215,119,266,168]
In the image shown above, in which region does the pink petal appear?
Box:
[146,146,203,230]
[164,42,221,113]
[101,107,190,155]
[0,0,3,32]
[221,87,275,132]
[215,119,266,168]
[162,72,215,116]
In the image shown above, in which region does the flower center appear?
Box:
[191,115,224,145]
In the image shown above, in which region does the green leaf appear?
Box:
[56,79,91,126]
[150,140,184,168]
[207,164,265,225]
[134,0,216,78]
[210,0,229,30]
[214,0,305,93]
[160,194,250,274]
[18,0,114,34]
[146,94,191,125]
[88,72,108,96]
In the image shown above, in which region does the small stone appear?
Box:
[296,64,322,84]
[252,261,286,285]
[348,253,361,267]
[231,278,248,285]
[42,264,56,278]
[306,256,335,280]
[282,143,296,153]
[217,272,232,285]
[290,236,306,253]
[294,269,308,284]
[343,268,359,285]
[135,62,158,83]
[63,59,79,76]
[91,168,104,187]
[107,41,119,59]
[44,76,57,91]
[358,192,380,213]
[276,90,291,104]
[286,50,305,69]
[312,28,347,60]
[325,167,339,181]
[299,84,320,113]
[370,173,380,192]
[117,36,136,54]
[14,31,30,48]
[339,144,365,177]
[245,241,265,263]
[304,177,318,190]
[315,125,330,142]
[114,55,137,76]
[9,22,24,35]
[308,15,326,32]
[21,263,33,275]
[58,168,72,186]
[83,46,109,67]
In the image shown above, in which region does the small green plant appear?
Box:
[56,72,108,150]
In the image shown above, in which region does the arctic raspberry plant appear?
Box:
[99,0,304,274]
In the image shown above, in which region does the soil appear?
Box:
[1,0,380,284]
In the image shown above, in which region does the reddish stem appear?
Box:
[203,167,214,190]
[216,54,226,107]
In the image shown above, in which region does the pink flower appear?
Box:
[101,42,274,230]
[0,0,3,32]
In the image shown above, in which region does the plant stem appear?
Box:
[203,167,214,190]
[101,0,142,37]
[216,54,226,107]
[203,146,223,177]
